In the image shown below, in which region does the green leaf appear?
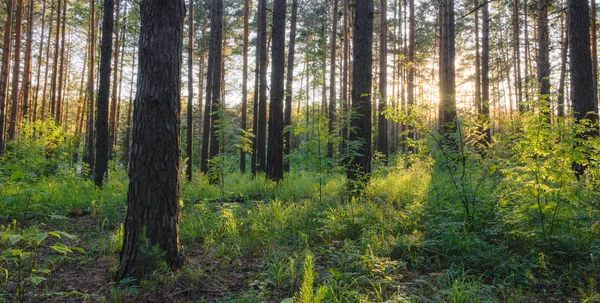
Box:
[49,244,72,254]
[33,233,47,244]
[48,231,61,239]
[73,247,86,253]
[10,249,23,256]
[281,298,294,303]
[8,234,22,244]
[27,276,46,286]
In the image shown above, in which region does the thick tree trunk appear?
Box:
[201,1,217,174]
[591,0,598,105]
[208,0,223,183]
[118,0,186,280]
[537,0,551,115]
[266,0,286,181]
[377,0,388,160]
[240,0,249,173]
[569,0,597,127]
[94,0,114,187]
[186,0,194,181]
[328,0,338,159]
[8,0,23,140]
[0,0,13,152]
[284,0,298,172]
[347,0,374,192]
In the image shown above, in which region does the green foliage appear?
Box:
[0,221,82,302]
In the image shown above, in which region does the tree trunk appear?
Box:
[439,0,457,134]
[284,0,298,172]
[537,0,551,115]
[22,0,34,120]
[557,10,568,118]
[197,24,206,165]
[41,0,55,122]
[109,0,121,152]
[266,0,286,181]
[328,0,338,159]
[524,0,530,107]
[118,0,186,279]
[56,0,67,126]
[376,0,388,160]
[186,0,194,181]
[481,1,491,143]
[201,2,217,174]
[84,0,96,172]
[94,0,114,187]
[569,0,597,128]
[123,51,135,167]
[513,0,523,113]
[251,0,261,176]
[347,0,374,192]
[474,0,481,113]
[257,0,268,173]
[591,0,598,105]
[240,0,249,173]
[208,0,223,183]
[50,0,62,121]
[340,0,349,156]
[0,0,14,152]
[8,0,24,140]
[33,0,47,122]
[407,0,415,151]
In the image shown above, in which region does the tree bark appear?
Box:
[109,0,121,152]
[481,1,491,143]
[84,0,96,173]
[591,0,598,105]
[257,0,267,173]
[347,0,374,192]
[118,0,186,280]
[284,0,298,172]
[240,0,249,173]
[94,0,114,187]
[328,0,338,159]
[377,0,388,160]
[251,0,262,176]
[32,0,47,122]
[537,0,551,115]
[208,0,223,183]
[186,0,194,181]
[266,0,286,181]
[407,0,416,151]
[8,0,24,140]
[41,0,55,122]
[439,0,457,134]
[22,0,34,120]
[50,0,62,121]
[557,10,568,118]
[201,0,217,174]
[56,0,67,126]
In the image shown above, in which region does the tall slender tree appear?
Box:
[0,0,15,152]
[8,0,23,140]
[439,0,457,134]
[537,0,551,114]
[284,0,298,172]
[56,0,68,125]
[186,0,194,181]
[240,0,249,173]
[32,0,47,122]
[22,0,34,120]
[328,0,338,159]
[84,0,96,172]
[407,0,415,151]
[208,0,224,183]
[119,0,186,279]
[377,0,388,160]
[266,0,286,181]
[95,0,114,187]
[347,0,374,192]
[481,0,491,143]
[50,0,62,120]
[109,0,121,150]
[513,0,523,113]
[257,0,267,173]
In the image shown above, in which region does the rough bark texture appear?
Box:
[56,0,67,125]
[118,0,186,280]
[208,0,223,183]
[186,0,194,181]
[266,0,286,181]
[95,0,114,187]
[241,0,249,173]
[201,0,217,174]
[569,0,597,129]
[376,0,388,160]
[50,0,61,120]
[284,0,298,172]
[347,0,373,192]
[33,0,47,122]
[537,0,551,114]
[8,0,23,140]
[557,12,568,118]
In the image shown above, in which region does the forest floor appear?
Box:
[2,154,600,302]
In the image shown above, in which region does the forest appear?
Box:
[0,0,600,301]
